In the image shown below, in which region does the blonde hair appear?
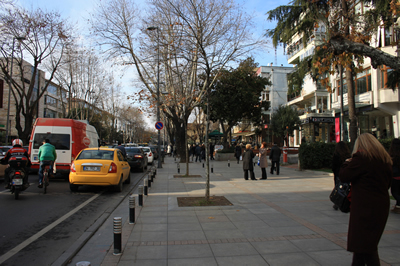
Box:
[352,133,392,164]
[245,144,252,149]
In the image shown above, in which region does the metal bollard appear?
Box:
[211,163,213,173]
[138,185,143,206]
[129,195,135,224]
[148,173,152,188]
[144,177,148,195]
[177,163,180,173]
[202,163,204,168]
[113,217,122,255]
[228,160,230,167]
[153,167,157,176]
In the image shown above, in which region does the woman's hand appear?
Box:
[345,158,352,162]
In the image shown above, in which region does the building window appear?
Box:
[45,95,57,107]
[380,66,394,89]
[44,108,57,118]
[355,68,371,95]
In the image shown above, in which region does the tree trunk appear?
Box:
[346,68,358,148]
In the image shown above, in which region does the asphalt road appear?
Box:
[0,170,146,266]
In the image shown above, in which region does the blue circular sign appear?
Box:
[155,121,164,130]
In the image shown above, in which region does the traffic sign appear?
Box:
[155,121,164,130]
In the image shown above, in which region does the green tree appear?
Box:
[206,57,271,147]
[266,1,400,148]
[269,105,301,146]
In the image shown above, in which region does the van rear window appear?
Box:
[33,134,70,150]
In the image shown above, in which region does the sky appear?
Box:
[16,0,292,127]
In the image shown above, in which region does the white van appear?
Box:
[29,118,99,177]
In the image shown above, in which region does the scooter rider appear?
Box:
[1,139,31,189]
[38,138,57,188]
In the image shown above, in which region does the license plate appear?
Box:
[83,166,100,171]
[12,179,23,185]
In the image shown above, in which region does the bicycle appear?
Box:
[42,164,50,194]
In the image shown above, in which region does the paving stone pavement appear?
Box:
[67,156,400,266]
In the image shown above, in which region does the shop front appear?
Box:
[301,116,335,143]
[335,105,394,141]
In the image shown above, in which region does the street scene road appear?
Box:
[0,171,147,266]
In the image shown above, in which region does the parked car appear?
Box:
[149,146,159,160]
[0,146,13,159]
[69,148,131,192]
[125,147,148,172]
[0,146,13,177]
[140,146,154,164]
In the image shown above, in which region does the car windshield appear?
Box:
[125,147,142,154]
[142,148,150,152]
[77,150,114,160]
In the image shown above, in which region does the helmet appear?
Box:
[12,139,23,146]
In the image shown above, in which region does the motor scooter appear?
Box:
[5,156,30,199]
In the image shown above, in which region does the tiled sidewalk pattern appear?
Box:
[70,157,400,266]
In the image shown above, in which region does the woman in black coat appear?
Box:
[331,141,351,210]
[242,144,256,180]
[339,133,392,265]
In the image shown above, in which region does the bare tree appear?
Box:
[0,7,73,143]
[90,0,259,164]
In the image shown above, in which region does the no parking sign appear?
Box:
[155,121,164,130]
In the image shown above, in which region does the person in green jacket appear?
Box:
[38,139,57,188]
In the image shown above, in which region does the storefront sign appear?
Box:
[311,117,334,123]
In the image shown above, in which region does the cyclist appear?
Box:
[1,139,31,189]
[38,138,57,188]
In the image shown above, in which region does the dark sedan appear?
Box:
[125,147,148,172]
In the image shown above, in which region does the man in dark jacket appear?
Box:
[242,144,256,180]
[269,143,281,175]
[195,144,202,162]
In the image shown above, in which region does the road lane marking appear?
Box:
[0,193,102,264]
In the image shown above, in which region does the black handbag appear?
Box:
[330,181,351,213]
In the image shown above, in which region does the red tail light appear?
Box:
[149,152,152,157]
[15,171,21,175]
[71,162,76,172]
[108,162,117,173]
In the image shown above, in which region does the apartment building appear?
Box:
[285,3,400,146]
[0,59,68,143]
[231,64,294,145]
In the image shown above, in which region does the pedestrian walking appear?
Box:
[167,145,172,157]
[235,143,242,164]
[339,133,392,265]
[190,144,196,161]
[331,141,351,210]
[389,138,400,213]
[201,144,206,161]
[209,143,215,160]
[195,144,201,162]
[269,143,281,175]
[258,142,268,180]
[242,144,256,180]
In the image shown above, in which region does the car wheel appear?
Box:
[70,183,79,192]
[124,172,131,184]
[114,176,123,192]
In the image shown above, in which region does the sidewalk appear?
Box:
[68,157,400,266]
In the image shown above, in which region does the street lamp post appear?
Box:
[147,26,162,168]
[6,37,25,145]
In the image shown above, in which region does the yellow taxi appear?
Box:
[69,148,130,192]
